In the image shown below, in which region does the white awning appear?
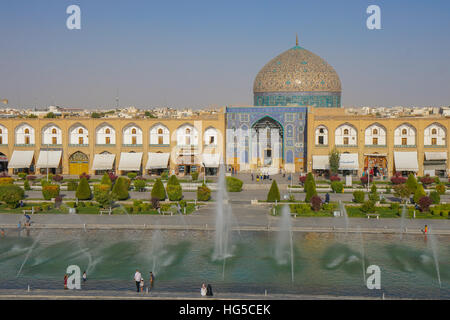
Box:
[394,151,419,171]
[312,155,329,170]
[202,153,220,168]
[145,152,170,170]
[339,153,359,170]
[8,151,34,169]
[364,153,387,157]
[424,152,447,161]
[36,150,62,168]
[92,154,116,170]
[118,152,143,171]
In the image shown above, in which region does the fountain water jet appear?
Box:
[400,204,407,240]
[275,205,294,283]
[427,227,442,288]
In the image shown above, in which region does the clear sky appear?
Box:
[1,0,449,109]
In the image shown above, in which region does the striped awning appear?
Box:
[8,150,34,169]
[145,152,170,170]
[118,152,143,171]
[92,154,116,170]
[37,151,62,168]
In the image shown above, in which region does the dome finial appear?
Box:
[296,33,298,46]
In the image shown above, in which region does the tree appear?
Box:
[151,178,166,200]
[406,174,418,194]
[310,195,322,212]
[94,189,116,208]
[167,175,181,187]
[368,184,380,202]
[101,173,112,190]
[393,184,410,203]
[267,180,281,202]
[0,185,25,208]
[44,112,57,118]
[304,173,317,202]
[91,112,102,118]
[353,191,365,203]
[167,184,183,201]
[413,183,426,204]
[429,191,440,205]
[418,196,432,212]
[111,177,129,200]
[197,183,211,201]
[329,147,340,175]
[76,177,92,200]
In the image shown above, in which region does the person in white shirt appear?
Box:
[200,283,207,297]
[134,270,142,292]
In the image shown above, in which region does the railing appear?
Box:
[149,144,170,147]
[364,144,387,148]
[95,144,116,147]
[69,144,89,147]
[394,145,416,148]
[315,144,329,147]
[335,144,358,148]
[424,145,447,148]
[122,144,143,147]
[43,144,63,147]
[14,144,35,147]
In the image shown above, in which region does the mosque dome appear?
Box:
[253,36,342,107]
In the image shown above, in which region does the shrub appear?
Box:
[18,172,27,180]
[406,174,418,194]
[76,177,92,200]
[52,174,63,183]
[419,175,434,187]
[329,175,341,182]
[385,187,391,194]
[191,171,199,181]
[111,177,129,200]
[0,185,25,208]
[298,175,307,184]
[304,175,317,202]
[24,180,31,190]
[54,196,63,208]
[41,179,51,187]
[331,181,344,193]
[151,178,166,200]
[368,184,380,202]
[0,177,14,185]
[390,203,400,211]
[167,175,181,187]
[42,185,60,200]
[394,184,410,202]
[101,173,112,189]
[151,197,160,209]
[127,172,138,180]
[429,191,440,205]
[310,195,322,212]
[436,184,446,195]
[418,196,432,212]
[108,172,118,183]
[267,180,281,202]
[93,184,111,193]
[79,172,90,181]
[133,179,146,191]
[360,176,373,186]
[67,180,79,191]
[197,184,211,201]
[413,184,426,204]
[353,190,365,203]
[26,175,36,181]
[391,174,407,185]
[161,171,169,180]
[360,200,376,213]
[226,177,243,192]
[167,184,183,201]
[94,189,116,208]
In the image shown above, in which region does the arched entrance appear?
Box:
[69,151,89,175]
[251,116,283,173]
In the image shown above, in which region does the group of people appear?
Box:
[251,173,271,182]
[134,269,155,293]
[200,283,213,297]
[63,271,87,289]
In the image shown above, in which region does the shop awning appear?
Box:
[339,153,359,170]
[364,153,387,157]
[145,152,170,170]
[118,152,143,171]
[312,155,329,170]
[8,150,34,169]
[36,150,62,168]
[201,153,220,168]
[424,152,447,161]
[394,151,419,171]
[92,154,116,170]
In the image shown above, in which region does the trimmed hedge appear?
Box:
[42,184,60,200]
[197,184,211,201]
[191,171,199,181]
[267,180,281,202]
[101,173,112,189]
[226,177,243,192]
[133,179,146,191]
[0,185,24,208]
[331,181,344,193]
[167,184,183,201]
[167,175,181,187]
[67,180,79,191]
[111,177,129,200]
[353,191,365,203]
[76,177,92,200]
[151,178,166,200]
[0,177,14,185]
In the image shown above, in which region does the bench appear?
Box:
[100,208,112,215]
[366,213,380,220]
[160,211,173,216]
[22,208,34,215]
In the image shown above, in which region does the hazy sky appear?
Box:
[1,0,449,109]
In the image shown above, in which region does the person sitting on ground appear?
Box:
[201,283,207,296]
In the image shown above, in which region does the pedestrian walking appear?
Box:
[64,274,68,289]
[325,193,330,204]
[82,271,87,283]
[134,269,142,292]
[149,272,155,290]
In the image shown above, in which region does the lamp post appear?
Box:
[202,162,206,185]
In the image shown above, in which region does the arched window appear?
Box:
[106,128,110,134]
[158,128,163,135]
[52,128,57,134]
[186,128,191,135]
[132,128,136,134]
[78,128,83,134]
[432,128,437,135]
[25,129,29,134]
[373,129,378,135]
[344,129,349,135]
[402,129,407,135]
